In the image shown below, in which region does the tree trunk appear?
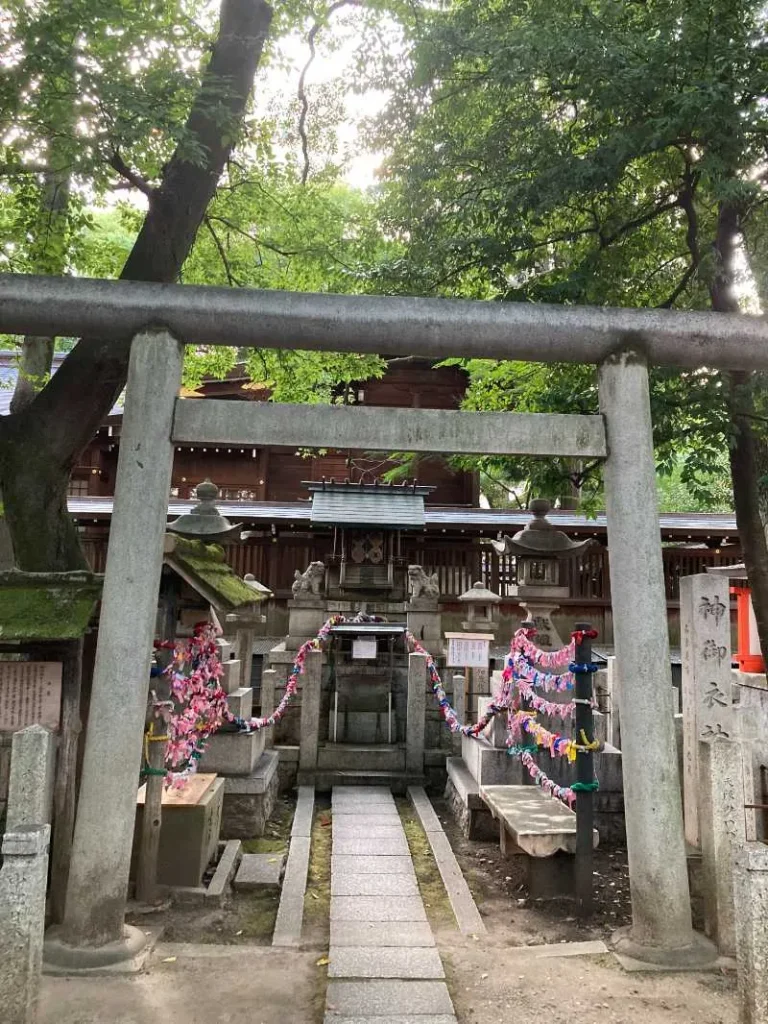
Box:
[0,0,273,572]
[710,200,768,662]
[11,48,75,414]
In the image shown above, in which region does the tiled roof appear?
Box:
[310,489,425,527]
[67,496,739,536]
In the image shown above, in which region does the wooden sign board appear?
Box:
[445,632,494,669]
[0,661,62,731]
[352,638,378,660]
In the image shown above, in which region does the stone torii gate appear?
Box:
[2,275,763,969]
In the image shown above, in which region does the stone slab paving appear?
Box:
[233,852,284,890]
[331,873,419,897]
[333,813,403,827]
[326,787,457,1024]
[324,1018,457,1024]
[332,821,405,836]
[331,895,428,922]
[328,804,401,816]
[332,855,414,875]
[333,835,410,856]
[328,948,445,980]
[330,921,436,948]
[326,980,455,1017]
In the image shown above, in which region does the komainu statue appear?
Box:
[407,564,440,600]
[292,561,326,598]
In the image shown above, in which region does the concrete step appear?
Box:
[298,769,426,794]
[317,744,406,772]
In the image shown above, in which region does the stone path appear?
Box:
[325,787,457,1024]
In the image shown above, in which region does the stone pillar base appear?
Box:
[610,926,718,970]
[517,600,565,650]
[43,924,151,975]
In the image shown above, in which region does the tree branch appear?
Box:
[297,0,364,185]
[108,151,155,198]
[204,215,242,286]
[27,0,274,466]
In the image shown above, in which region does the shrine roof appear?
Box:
[0,570,102,641]
[163,535,267,613]
[307,481,430,528]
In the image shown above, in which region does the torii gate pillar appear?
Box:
[599,350,714,965]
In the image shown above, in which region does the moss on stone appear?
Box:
[167,537,266,611]
[0,571,101,641]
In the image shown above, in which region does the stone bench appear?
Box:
[480,784,599,898]
[444,757,497,840]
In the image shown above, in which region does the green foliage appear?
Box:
[368,0,768,509]
[72,171,390,399]
[657,456,733,514]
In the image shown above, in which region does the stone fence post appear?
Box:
[298,650,322,773]
[0,724,54,1024]
[452,674,465,755]
[734,842,768,1024]
[406,653,427,773]
[698,737,745,955]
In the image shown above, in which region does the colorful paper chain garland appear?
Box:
[150,617,599,799]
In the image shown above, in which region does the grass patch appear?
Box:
[241,837,285,854]
[304,797,332,945]
[231,889,281,943]
[397,797,455,929]
[241,795,294,855]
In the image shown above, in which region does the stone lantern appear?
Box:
[458,581,501,634]
[492,498,594,648]
[167,479,242,543]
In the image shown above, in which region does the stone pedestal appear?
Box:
[698,737,745,955]
[286,598,326,652]
[462,733,522,787]
[511,589,568,649]
[734,842,768,1024]
[221,750,280,839]
[407,597,442,655]
[199,729,265,776]
[133,775,224,889]
[681,573,734,849]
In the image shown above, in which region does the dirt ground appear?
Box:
[42,790,737,1024]
[41,945,323,1024]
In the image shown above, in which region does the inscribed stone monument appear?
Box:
[0,663,61,732]
[680,573,733,848]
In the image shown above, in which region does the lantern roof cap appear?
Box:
[167,479,242,542]
[491,499,595,559]
[458,581,502,604]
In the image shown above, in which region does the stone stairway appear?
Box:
[325,786,457,1024]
